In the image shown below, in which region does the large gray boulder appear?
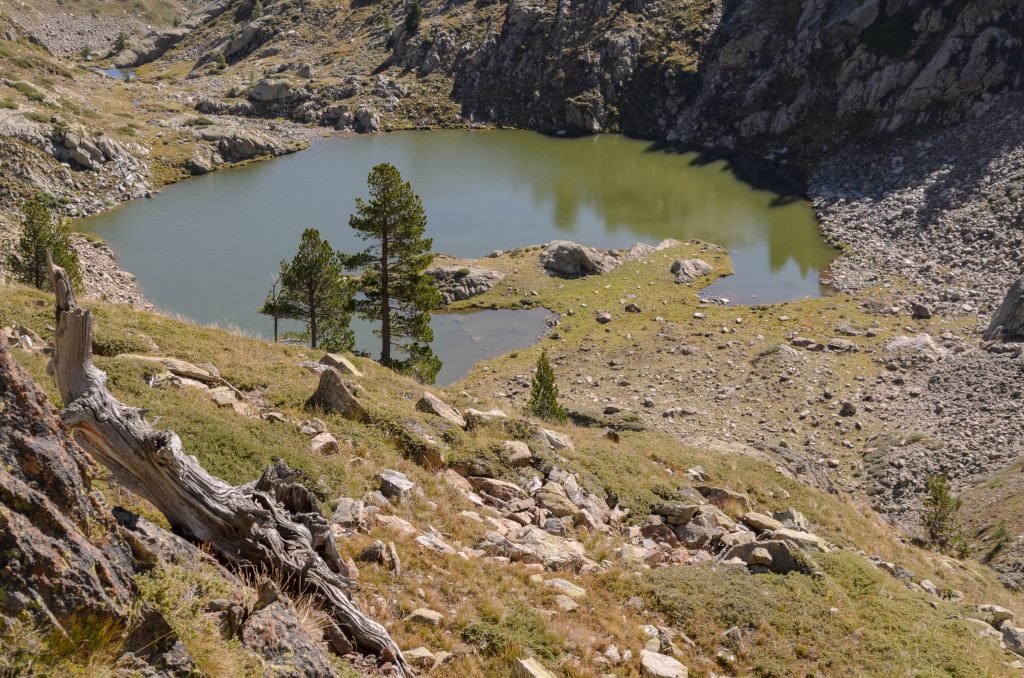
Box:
[671,258,713,283]
[305,368,369,421]
[540,240,620,277]
[198,126,296,162]
[428,265,505,304]
[248,78,308,104]
[984,277,1024,341]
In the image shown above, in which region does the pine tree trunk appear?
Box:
[381,233,391,365]
[46,259,410,676]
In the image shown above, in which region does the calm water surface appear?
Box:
[80,130,836,383]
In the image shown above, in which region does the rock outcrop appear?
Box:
[541,240,620,277]
[984,277,1024,341]
[428,265,505,304]
[0,333,136,639]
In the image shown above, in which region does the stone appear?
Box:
[544,578,586,599]
[306,368,369,421]
[465,408,508,427]
[773,507,810,531]
[885,334,947,363]
[670,258,712,284]
[469,477,529,502]
[979,603,1014,627]
[503,440,533,466]
[639,649,688,678]
[985,277,1024,341]
[404,646,435,669]
[625,302,642,313]
[695,485,751,512]
[1003,626,1024,657]
[513,656,558,678]
[355,106,381,133]
[596,311,613,324]
[318,353,363,377]
[911,302,932,320]
[377,469,416,501]
[541,428,574,451]
[535,482,578,517]
[540,240,620,277]
[652,503,701,524]
[741,512,784,532]
[719,540,807,575]
[415,532,457,555]
[308,432,339,455]
[748,547,773,567]
[477,526,586,571]
[765,528,830,552]
[405,608,444,625]
[332,498,365,529]
[428,265,505,304]
[554,594,579,612]
[417,392,467,428]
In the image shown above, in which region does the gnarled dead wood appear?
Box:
[47,259,411,677]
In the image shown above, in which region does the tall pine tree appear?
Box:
[260,228,353,351]
[7,194,81,292]
[346,163,442,382]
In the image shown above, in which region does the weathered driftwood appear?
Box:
[47,260,410,676]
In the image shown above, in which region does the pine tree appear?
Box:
[261,228,353,350]
[526,350,567,422]
[252,0,264,19]
[404,2,422,35]
[7,194,81,292]
[345,163,442,382]
[922,473,969,557]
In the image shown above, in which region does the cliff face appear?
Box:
[453,0,1024,159]
[672,0,1024,155]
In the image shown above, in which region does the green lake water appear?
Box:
[79,130,836,384]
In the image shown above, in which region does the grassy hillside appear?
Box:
[3,271,1023,676]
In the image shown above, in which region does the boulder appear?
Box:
[719,540,808,575]
[671,258,712,283]
[540,240,620,277]
[404,647,435,669]
[306,368,369,421]
[543,578,586,599]
[741,512,784,532]
[695,485,751,512]
[377,469,416,501]
[428,266,506,304]
[514,657,557,678]
[308,432,340,455]
[468,477,529,502]
[465,408,508,427]
[355,106,381,133]
[198,126,296,163]
[405,608,444,625]
[540,428,574,451]
[1004,625,1024,657]
[478,526,586,571]
[331,498,365,529]
[319,353,363,377]
[248,78,307,103]
[652,503,701,525]
[534,482,579,517]
[885,334,947,363]
[502,440,533,466]
[765,528,830,552]
[639,649,688,678]
[985,277,1024,341]
[978,603,1014,628]
[417,392,467,428]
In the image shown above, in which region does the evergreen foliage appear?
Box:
[525,350,567,422]
[252,0,264,19]
[259,228,353,351]
[345,163,441,382]
[922,473,969,558]
[404,2,422,36]
[6,194,81,292]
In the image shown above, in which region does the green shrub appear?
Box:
[184,116,215,127]
[13,81,44,102]
[404,2,422,36]
[922,474,969,557]
[524,350,567,423]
